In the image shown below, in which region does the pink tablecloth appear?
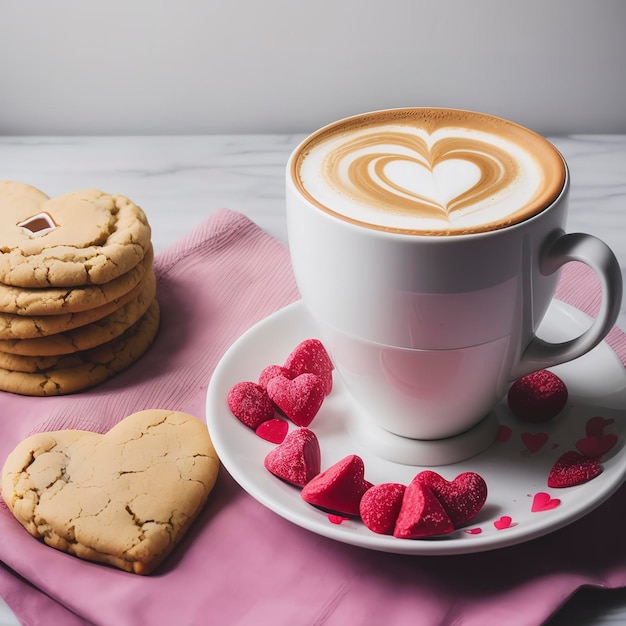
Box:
[0,209,624,626]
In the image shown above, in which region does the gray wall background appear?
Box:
[1,0,624,136]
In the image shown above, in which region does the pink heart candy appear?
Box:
[264,427,321,487]
[301,454,372,517]
[266,372,325,427]
[283,339,334,396]
[227,381,275,429]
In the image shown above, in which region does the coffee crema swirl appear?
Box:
[293,109,566,235]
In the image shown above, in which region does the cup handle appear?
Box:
[516,232,623,378]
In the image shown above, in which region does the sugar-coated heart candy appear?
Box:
[284,338,334,395]
[548,450,603,488]
[301,454,372,516]
[264,428,321,486]
[258,364,293,388]
[359,483,406,535]
[393,481,454,539]
[266,372,325,427]
[227,381,275,429]
[507,370,568,423]
[415,470,487,527]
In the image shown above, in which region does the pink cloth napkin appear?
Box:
[0,209,624,626]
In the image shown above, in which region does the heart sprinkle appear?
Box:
[301,454,372,517]
[255,418,289,444]
[531,492,561,512]
[521,432,549,454]
[415,470,487,527]
[359,483,407,535]
[497,425,512,442]
[227,381,275,429]
[393,481,455,539]
[493,516,516,530]
[507,370,568,423]
[548,451,603,488]
[464,527,482,535]
[586,416,615,437]
[575,434,618,458]
[266,372,325,427]
[264,428,321,487]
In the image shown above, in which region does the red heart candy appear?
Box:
[521,432,549,453]
[531,492,560,512]
[258,364,293,388]
[415,470,487,527]
[264,428,321,487]
[301,454,372,516]
[284,339,334,395]
[227,381,275,429]
[575,434,618,458]
[255,418,289,444]
[393,481,454,539]
[507,370,568,422]
[586,416,615,437]
[359,483,406,535]
[548,450,603,488]
[266,372,325,427]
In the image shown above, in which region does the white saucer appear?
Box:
[206,300,626,555]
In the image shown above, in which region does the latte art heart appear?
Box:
[294,109,565,235]
[337,133,518,219]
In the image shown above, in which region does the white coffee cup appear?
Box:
[286,108,622,463]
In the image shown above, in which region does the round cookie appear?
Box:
[0,271,148,340]
[0,299,160,395]
[0,246,153,316]
[1,408,218,574]
[0,270,156,356]
[0,181,152,287]
[0,349,90,373]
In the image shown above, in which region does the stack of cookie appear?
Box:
[0,181,160,396]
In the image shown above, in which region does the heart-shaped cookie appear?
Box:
[1,410,220,574]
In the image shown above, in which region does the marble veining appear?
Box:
[0,134,625,626]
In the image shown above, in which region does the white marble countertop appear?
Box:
[0,134,625,626]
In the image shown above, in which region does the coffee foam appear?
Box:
[293,109,565,235]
